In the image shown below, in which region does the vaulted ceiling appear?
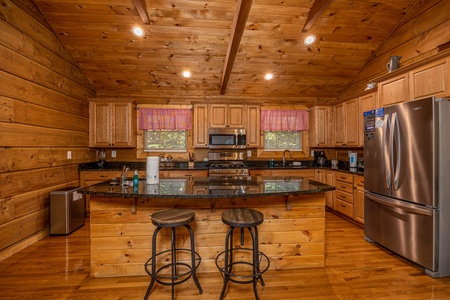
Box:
[34,0,418,105]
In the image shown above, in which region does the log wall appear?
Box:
[0,0,96,261]
[89,193,326,277]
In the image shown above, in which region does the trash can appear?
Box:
[50,187,85,235]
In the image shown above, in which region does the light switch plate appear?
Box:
[67,151,72,160]
[111,150,116,158]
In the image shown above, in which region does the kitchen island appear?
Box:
[79,176,334,277]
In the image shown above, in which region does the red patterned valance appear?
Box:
[260,110,308,131]
[138,108,192,130]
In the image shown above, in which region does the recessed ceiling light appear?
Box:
[304,35,316,46]
[182,70,192,78]
[264,73,274,80]
[132,26,145,37]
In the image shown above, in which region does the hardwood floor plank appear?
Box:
[1,212,450,299]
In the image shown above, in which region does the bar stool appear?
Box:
[144,208,202,300]
[215,208,270,300]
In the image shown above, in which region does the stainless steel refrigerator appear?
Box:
[363,97,450,278]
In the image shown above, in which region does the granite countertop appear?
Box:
[78,161,364,175]
[78,176,335,199]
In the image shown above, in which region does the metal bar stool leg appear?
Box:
[219,227,233,300]
[171,227,176,300]
[144,226,162,300]
[185,224,203,293]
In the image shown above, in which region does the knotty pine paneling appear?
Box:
[0,0,95,260]
[89,193,325,277]
[341,0,450,99]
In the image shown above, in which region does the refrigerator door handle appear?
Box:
[365,192,433,216]
[383,114,391,189]
[392,113,401,190]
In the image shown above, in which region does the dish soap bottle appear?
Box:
[133,170,139,186]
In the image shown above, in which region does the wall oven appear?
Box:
[208,128,246,149]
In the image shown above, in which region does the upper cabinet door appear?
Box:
[378,73,409,107]
[309,106,333,147]
[334,103,345,146]
[90,102,112,147]
[410,58,449,100]
[246,105,260,148]
[358,92,378,146]
[89,101,135,148]
[209,104,245,128]
[193,104,209,148]
[112,102,135,147]
[344,98,359,146]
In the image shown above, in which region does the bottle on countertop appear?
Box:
[133,170,139,186]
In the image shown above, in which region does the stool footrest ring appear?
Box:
[145,248,201,287]
[215,247,270,285]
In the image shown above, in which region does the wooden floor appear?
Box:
[1,211,450,300]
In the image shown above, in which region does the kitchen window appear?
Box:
[144,130,187,152]
[264,131,302,150]
[260,109,307,151]
[138,107,191,152]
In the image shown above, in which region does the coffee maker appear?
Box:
[314,151,327,167]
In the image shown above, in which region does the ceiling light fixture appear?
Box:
[264,73,274,80]
[132,26,145,37]
[304,35,316,46]
[182,70,192,78]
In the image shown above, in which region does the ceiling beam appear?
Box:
[133,0,150,24]
[220,0,253,95]
[302,0,333,33]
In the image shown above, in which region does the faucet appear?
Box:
[282,149,293,166]
[121,165,130,186]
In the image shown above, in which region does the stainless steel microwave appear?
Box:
[208,128,246,149]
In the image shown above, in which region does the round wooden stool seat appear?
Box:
[151,208,195,227]
[221,208,264,228]
[145,208,202,300]
[216,208,269,300]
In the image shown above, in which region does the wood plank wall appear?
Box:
[341,0,450,99]
[0,0,96,261]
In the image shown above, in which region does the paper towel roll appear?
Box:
[146,156,159,184]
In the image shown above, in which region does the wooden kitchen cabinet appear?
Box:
[246,105,260,147]
[309,106,333,147]
[80,170,123,215]
[378,73,409,107]
[354,175,365,224]
[358,92,378,146]
[325,170,335,209]
[334,172,354,219]
[410,58,449,100]
[272,169,315,179]
[249,169,273,177]
[209,104,245,128]
[334,98,359,146]
[89,101,135,148]
[315,169,335,208]
[193,104,209,148]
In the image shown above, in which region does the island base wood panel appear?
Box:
[89,193,326,277]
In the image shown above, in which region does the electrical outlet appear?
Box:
[111,150,116,158]
[247,150,252,157]
[311,150,314,157]
[67,151,72,160]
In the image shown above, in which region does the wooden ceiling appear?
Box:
[34,0,418,106]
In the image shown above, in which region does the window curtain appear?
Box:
[260,110,308,130]
[138,108,192,130]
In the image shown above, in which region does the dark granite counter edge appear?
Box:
[79,161,364,176]
[79,178,335,199]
